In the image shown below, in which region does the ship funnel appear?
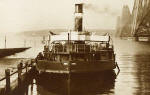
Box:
[75,3,83,32]
[75,4,83,13]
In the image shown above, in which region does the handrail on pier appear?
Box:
[0,59,36,95]
[0,59,34,82]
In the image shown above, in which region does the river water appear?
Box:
[1,37,150,95]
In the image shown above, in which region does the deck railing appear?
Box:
[52,43,113,53]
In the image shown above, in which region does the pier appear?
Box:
[0,59,38,95]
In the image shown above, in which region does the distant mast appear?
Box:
[5,35,6,48]
[74,3,83,32]
[24,39,26,47]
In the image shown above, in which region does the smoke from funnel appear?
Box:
[84,3,119,16]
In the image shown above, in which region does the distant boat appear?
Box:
[0,36,31,58]
[0,47,31,58]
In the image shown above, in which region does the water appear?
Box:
[114,39,150,95]
[1,35,150,95]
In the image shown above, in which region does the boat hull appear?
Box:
[36,60,116,74]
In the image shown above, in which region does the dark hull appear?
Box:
[35,71,116,95]
[36,60,116,74]
[0,47,31,58]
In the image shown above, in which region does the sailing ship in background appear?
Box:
[35,2,117,74]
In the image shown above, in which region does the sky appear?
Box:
[0,0,134,33]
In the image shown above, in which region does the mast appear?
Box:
[48,34,51,47]
[68,33,70,52]
[5,35,6,48]
[24,39,26,47]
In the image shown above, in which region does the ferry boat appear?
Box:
[35,3,117,74]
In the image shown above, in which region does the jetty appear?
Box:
[0,59,38,95]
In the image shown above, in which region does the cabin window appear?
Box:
[62,55,69,61]
[85,45,90,52]
[72,54,85,61]
[100,52,108,60]
[95,54,100,60]
[72,44,76,52]
[108,52,113,59]
[101,44,106,49]
[78,44,85,52]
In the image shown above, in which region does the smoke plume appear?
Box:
[84,3,119,16]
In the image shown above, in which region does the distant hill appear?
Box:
[16,29,115,37]
[87,29,115,36]
[16,29,67,37]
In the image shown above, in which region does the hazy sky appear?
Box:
[0,0,134,33]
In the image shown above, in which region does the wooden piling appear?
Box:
[17,62,23,89]
[25,63,28,73]
[5,69,10,95]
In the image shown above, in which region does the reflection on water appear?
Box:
[114,39,150,95]
[21,71,116,95]
[115,55,150,95]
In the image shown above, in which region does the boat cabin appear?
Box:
[42,39,115,63]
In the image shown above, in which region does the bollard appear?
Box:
[17,62,22,89]
[25,63,28,73]
[5,69,10,95]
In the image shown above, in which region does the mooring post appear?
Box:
[5,69,10,95]
[31,59,34,67]
[17,62,22,89]
[25,63,28,73]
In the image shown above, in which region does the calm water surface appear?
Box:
[1,38,150,95]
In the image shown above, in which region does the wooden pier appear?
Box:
[0,59,38,95]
